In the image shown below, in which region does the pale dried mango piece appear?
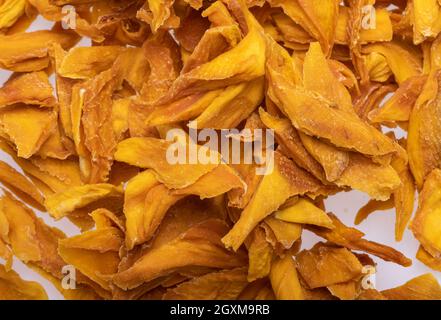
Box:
[145,90,223,126]
[0,29,79,71]
[408,71,441,188]
[155,0,265,104]
[263,216,302,250]
[267,46,398,158]
[275,198,334,229]
[0,264,47,300]
[327,281,361,300]
[411,169,441,258]
[303,42,353,113]
[137,0,179,33]
[391,140,416,241]
[299,133,349,182]
[113,219,246,290]
[364,52,392,82]
[172,164,245,199]
[335,153,401,201]
[44,183,123,220]
[163,267,249,300]
[362,41,423,84]
[335,6,393,45]
[296,243,363,289]
[416,246,441,272]
[246,226,273,282]
[0,71,56,108]
[0,0,26,30]
[81,67,121,183]
[0,106,57,158]
[354,198,394,225]
[59,227,123,291]
[306,213,412,266]
[412,0,441,44]
[270,255,304,300]
[195,78,264,129]
[30,157,83,188]
[58,46,126,79]
[382,274,441,300]
[259,109,326,182]
[369,75,427,124]
[115,137,220,189]
[222,151,323,251]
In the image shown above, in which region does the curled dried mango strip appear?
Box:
[382,273,441,300]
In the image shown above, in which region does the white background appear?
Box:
[0,16,439,299]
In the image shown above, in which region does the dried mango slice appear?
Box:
[299,133,349,182]
[362,41,423,84]
[263,216,302,251]
[155,0,265,104]
[296,243,363,289]
[335,153,401,201]
[412,0,441,44]
[246,226,273,281]
[411,169,441,257]
[0,106,57,158]
[416,246,441,272]
[369,75,427,124]
[408,71,441,188]
[354,198,394,225]
[270,255,304,300]
[137,0,179,33]
[306,213,412,266]
[0,29,79,71]
[0,160,45,209]
[327,281,361,300]
[0,265,47,300]
[275,198,334,229]
[267,45,399,158]
[0,0,26,30]
[222,151,323,251]
[259,109,326,182]
[44,183,124,220]
[114,137,220,189]
[0,71,56,107]
[58,46,126,79]
[113,219,246,290]
[1,194,41,262]
[382,274,441,300]
[163,267,248,300]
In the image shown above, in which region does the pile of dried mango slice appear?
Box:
[1,0,441,300]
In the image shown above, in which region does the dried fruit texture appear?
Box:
[382,274,441,300]
[222,151,323,251]
[270,255,304,300]
[411,169,441,257]
[0,265,47,300]
[0,71,56,107]
[296,243,363,289]
[0,0,441,301]
[306,213,412,266]
[0,106,57,158]
[408,71,441,188]
[163,267,249,300]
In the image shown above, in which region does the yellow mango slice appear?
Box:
[270,255,304,300]
[247,226,273,282]
[382,274,441,300]
[0,265,47,300]
[411,169,441,257]
[0,106,57,158]
[275,198,334,229]
[0,71,56,108]
[296,243,363,289]
[222,151,323,251]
